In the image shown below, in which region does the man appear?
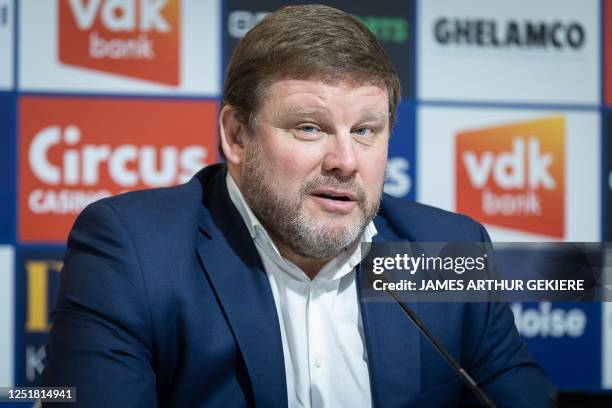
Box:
[44,5,553,407]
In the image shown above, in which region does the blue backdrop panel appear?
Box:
[605,111,612,241]
[386,101,416,200]
[513,302,601,389]
[0,93,15,243]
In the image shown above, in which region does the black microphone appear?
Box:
[373,275,496,408]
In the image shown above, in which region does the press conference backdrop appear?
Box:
[0,0,610,396]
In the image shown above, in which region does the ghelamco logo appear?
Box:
[434,18,585,50]
[455,116,565,238]
[59,0,180,85]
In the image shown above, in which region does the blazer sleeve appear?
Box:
[461,224,556,407]
[43,200,157,407]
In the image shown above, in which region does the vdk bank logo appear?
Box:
[59,0,180,85]
[456,117,565,238]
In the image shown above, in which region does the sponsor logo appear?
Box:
[512,302,587,338]
[456,116,565,237]
[0,0,12,90]
[0,3,7,26]
[227,10,409,44]
[384,157,412,197]
[19,97,217,242]
[224,3,413,97]
[356,15,409,44]
[227,10,268,39]
[606,0,612,105]
[434,18,585,50]
[58,0,180,85]
[24,259,61,334]
[19,253,62,385]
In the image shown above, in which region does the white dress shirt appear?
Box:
[226,173,374,408]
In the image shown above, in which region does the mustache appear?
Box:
[300,175,367,202]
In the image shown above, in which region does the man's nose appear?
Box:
[321,132,357,177]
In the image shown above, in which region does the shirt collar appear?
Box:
[226,172,377,280]
[226,171,262,240]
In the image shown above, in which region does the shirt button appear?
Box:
[314,356,322,368]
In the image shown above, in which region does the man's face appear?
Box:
[239,79,389,260]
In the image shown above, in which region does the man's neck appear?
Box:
[273,237,359,280]
[273,241,329,280]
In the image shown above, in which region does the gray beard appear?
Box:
[239,142,381,260]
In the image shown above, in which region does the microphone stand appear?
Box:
[382,286,497,408]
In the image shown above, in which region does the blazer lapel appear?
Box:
[195,167,287,408]
[358,217,422,407]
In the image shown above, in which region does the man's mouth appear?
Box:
[308,188,358,213]
[310,189,357,202]
[311,193,352,201]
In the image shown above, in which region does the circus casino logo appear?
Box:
[17,250,63,386]
[456,116,565,238]
[18,96,216,242]
[58,0,180,85]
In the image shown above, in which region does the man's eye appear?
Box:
[354,127,373,137]
[298,125,318,133]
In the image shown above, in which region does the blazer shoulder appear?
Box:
[73,169,214,252]
[379,194,488,242]
[98,177,202,216]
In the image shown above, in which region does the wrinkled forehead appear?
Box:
[260,73,389,101]
[255,78,390,120]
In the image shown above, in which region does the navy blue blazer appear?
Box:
[44,163,553,407]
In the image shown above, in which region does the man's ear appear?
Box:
[219,105,249,165]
